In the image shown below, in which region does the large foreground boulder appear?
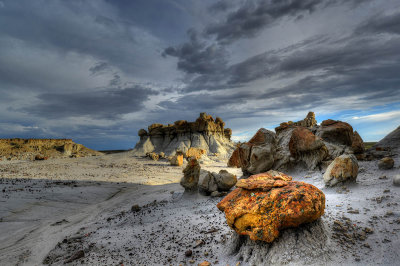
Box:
[217,171,325,242]
[323,154,358,186]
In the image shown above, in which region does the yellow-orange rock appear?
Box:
[170,154,184,166]
[186,147,206,159]
[198,261,211,266]
[217,171,325,242]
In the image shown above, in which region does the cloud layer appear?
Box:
[0,0,399,149]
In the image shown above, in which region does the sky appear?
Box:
[0,0,400,150]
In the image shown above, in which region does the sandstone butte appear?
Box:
[217,171,325,243]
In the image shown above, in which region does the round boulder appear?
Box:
[215,170,237,191]
[323,154,358,187]
[378,157,394,170]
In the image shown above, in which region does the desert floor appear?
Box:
[0,153,399,265]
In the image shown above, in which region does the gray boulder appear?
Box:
[378,157,394,170]
[214,170,237,191]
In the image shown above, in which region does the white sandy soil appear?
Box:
[0,153,399,265]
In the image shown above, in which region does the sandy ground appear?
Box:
[0,153,399,265]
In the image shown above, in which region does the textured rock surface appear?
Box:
[0,138,101,160]
[378,157,394,169]
[180,158,201,191]
[217,171,325,242]
[228,112,365,174]
[133,113,235,159]
[323,154,359,186]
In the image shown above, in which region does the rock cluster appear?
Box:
[228,112,364,175]
[217,171,325,242]
[133,113,235,158]
[180,158,237,194]
[0,138,101,161]
[199,169,237,195]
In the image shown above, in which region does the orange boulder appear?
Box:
[217,171,325,242]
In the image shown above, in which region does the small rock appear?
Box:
[379,175,387,179]
[131,205,141,212]
[198,261,211,266]
[185,250,193,257]
[393,175,400,186]
[378,157,394,170]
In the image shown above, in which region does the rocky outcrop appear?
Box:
[378,157,394,170]
[217,171,325,243]
[323,154,359,186]
[0,138,101,160]
[228,112,364,174]
[199,169,237,194]
[133,113,235,159]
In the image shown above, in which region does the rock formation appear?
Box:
[323,154,359,186]
[228,112,364,174]
[0,138,101,161]
[217,171,325,242]
[133,113,235,159]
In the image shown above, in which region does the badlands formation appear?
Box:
[0,112,399,266]
[133,113,235,159]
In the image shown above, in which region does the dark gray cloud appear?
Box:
[163,30,228,75]
[356,11,400,35]
[89,62,110,76]
[20,86,159,119]
[205,0,324,43]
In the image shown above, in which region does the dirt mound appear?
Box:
[0,138,102,160]
[370,126,400,157]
